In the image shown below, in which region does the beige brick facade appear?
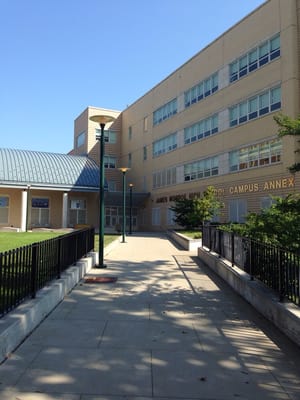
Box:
[74,0,300,231]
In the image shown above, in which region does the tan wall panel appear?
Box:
[0,189,21,228]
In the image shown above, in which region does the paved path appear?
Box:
[0,233,300,399]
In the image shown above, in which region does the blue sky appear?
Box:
[0,0,265,154]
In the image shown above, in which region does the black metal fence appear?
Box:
[202,225,300,306]
[0,228,95,318]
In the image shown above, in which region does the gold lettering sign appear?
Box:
[229,183,259,194]
[169,194,186,202]
[156,197,168,203]
[229,177,295,195]
[158,177,295,204]
[263,177,295,191]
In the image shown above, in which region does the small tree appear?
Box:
[170,186,223,229]
[274,113,300,173]
[170,197,195,229]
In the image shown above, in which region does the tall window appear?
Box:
[76,131,85,148]
[153,167,176,189]
[167,208,176,226]
[108,180,116,192]
[69,199,87,226]
[0,196,9,224]
[229,33,280,82]
[152,208,161,226]
[31,198,49,227]
[260,196,275,210]
[104,156,116,169]
[229,199,247,223]
[143,146,147,161]
[144,116,148,132]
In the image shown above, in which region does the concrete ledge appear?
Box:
[198,246,300,347]
[0,252,95,363]
[167,230,202,251]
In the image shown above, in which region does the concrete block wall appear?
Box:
[0,252,96,363]
[198,247,300,347]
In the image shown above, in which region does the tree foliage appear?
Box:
[273,113,300,173]
[223,194,300,253]
[170,186,223,229]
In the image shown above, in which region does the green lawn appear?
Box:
[177,230,202,239]
[0,231,120,252]
[0,232,66,252]
[95,234,120,250]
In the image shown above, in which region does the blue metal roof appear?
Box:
[0,148,100,190]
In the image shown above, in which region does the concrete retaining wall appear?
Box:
[167,230,202,251]
[0,236,122,363]
[198,246,300,347]
[0,252,96,363]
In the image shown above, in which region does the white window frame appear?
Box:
[31,197,50,227]
[69,199,87,226]
[152,208,161,226]
[229,199,247,223]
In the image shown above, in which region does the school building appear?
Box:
[1,0,299,231]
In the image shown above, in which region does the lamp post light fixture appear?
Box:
[118,167,130,243]
[129,183,134,235]
[89,114,115,268]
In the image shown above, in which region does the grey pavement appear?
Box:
[0,232,300,400]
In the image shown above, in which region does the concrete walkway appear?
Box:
[0,233,300,400]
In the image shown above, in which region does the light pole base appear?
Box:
[95,263,107,269]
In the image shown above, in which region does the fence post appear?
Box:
[249,239,254,280]
[57,237,62,279]
[31,243,38,299]
[278,249,284,302]
[209,225,212,251]
[231,232,234,267]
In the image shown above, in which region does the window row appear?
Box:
[152,33,280,129]
[151,137,282,189]
[153,167,177,188]
[0,195,89,227]
[153,132,177,157]
[184,114,218,145]
[153,98,177,126]
[229,86,281,127]
[152,196,275,227]
[184,72,218,108]
[229,139,282,171]
[230,34,280,83]
[184,156,219,182]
